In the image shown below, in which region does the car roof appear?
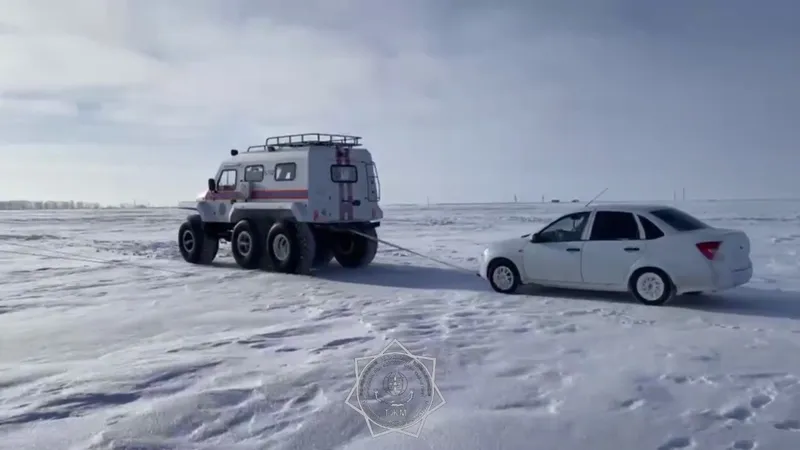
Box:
[576,203,674,214]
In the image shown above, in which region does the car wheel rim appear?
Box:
[182,230,195,252]
[273,234,291,262]
[492,266,515,291]
[636,273,665,302]
[237,231,252,257]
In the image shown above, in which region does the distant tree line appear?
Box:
[0,200,103,210]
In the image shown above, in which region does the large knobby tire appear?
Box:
[487,259,521,294]
[265,221,316,275]
[630,268,674,306]
[231,220,263,270]
[311,228,335,268]
[332,228,378,268]
[178,220,218,265]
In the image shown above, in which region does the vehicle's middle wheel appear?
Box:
[231,220,263,269]
[487,259,521,294]
[311,228,335,268]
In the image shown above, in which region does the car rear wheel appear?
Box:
[630,269,673,306]
[487,259,521,294]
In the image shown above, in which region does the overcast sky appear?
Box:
[1,0,798,205]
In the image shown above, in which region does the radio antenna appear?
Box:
[584,188,608,208]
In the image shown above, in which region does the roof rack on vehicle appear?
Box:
[243,134,362,153]
[267,133,361,148]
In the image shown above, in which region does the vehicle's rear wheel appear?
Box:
[231,220,263,269]
[332,228,378,268]
[265,221,316,275]
[178,220,218,265]
[487,259,521,294]
[630,268,674,306]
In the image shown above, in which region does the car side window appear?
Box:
[217,169,238,191]
[638,215,665,240]
[537,212,590,242]
[589,211,640,241]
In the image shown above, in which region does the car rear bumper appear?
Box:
[713,264,753,290]
[675,261,753,294]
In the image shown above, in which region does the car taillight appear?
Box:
[696,241,721,260]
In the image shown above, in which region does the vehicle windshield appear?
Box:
[650,208,709,232]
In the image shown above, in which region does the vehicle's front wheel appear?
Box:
[231,220,263,269]
[487,259,521,294]
[178,221,218,265]
[630,268,674,306]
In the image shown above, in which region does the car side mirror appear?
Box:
[531,233,542,243]
[207,178,216,192]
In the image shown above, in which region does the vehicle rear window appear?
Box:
[650,208,709,232]
[331,164,358,183]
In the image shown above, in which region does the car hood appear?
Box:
[487,236,529,253]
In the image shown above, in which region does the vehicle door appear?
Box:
[523,211,590,284]
[580,210,646,287]
[207,166,240,222]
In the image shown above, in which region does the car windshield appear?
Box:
[650,208,709,232]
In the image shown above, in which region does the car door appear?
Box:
[523,211,590,284]
[580,210,645,288]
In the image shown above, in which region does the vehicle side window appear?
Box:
[244,165,264,182]
[650,208,709,231]
[589,211,640,241]
[638,215,665,240]
[217,169,238,191]
[537,212,590,242]
[274,163,296,181]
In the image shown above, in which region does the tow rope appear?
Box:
[348,229,482,277]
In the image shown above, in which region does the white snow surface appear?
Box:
[3,201,800,450]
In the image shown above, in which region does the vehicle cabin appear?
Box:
[206,133,382,224]
[177,133,384,275]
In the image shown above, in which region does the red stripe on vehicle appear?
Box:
[250,189,309,200]
[209,189,307,201]
[336,147,345,220]
[208,190,246,200]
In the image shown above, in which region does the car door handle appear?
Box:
[566,247,581,252]
[624,247,640,252]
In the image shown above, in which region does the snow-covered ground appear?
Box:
[2,200,800,450]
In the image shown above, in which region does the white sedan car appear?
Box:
[479,204,753,305]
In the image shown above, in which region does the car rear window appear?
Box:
[649,208,709,232]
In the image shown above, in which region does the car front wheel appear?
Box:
[487,259,521,294]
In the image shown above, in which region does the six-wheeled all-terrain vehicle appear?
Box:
[176,133,383,274]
